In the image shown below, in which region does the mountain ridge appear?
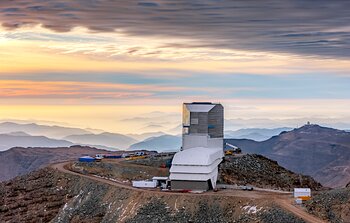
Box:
[0,134,74,151]
[225,127,293,141]
[128,135,181,152]
[225,124,350,188]
[64,132,138,150]
[0,122,91,139]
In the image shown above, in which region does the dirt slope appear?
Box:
[1,167,311,223]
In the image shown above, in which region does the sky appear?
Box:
[0,0,350,134]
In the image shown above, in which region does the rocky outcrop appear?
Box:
[219,154,323,191]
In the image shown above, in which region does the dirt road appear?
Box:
[51,161,279,198]
[276,199,327,223]
[51,161,327,223]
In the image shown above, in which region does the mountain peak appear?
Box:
[299,123,323,130]
[6,131,32,137]
[294,124,347,135]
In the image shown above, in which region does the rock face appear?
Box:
[305,188,350,223]
[0,146,105,182]
[225,124,350,188]
[0,168,306,223]
[219,154,322,191]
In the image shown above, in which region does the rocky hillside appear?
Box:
[0,146,105,182]
[0,168,306,223]
[305,187,350,223]
[225,124,350,188]
[219,154,323,191]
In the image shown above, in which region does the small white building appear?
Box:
[294,188,311,200]
[132,180,156,188]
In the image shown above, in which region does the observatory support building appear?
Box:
[169,102,224,191]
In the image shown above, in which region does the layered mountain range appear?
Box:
[1,122,349,188]
[0,122,290,151]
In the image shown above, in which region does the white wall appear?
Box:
[294,188,311,197]
[132,181,156,188]
[182,135,223,150]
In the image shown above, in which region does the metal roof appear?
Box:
[294,188,311,192]
[152,176,169,180]
[185,103,216,112]
[79,156,94,159]
[171,147,223,166]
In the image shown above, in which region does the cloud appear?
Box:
[0,1,349,57]
[1,72,350,101]
[0,80,187,99]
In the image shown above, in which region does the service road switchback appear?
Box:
[50,161,327,223]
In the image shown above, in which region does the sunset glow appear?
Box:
[0,1,349,132]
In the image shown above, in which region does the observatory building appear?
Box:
[169,102,224,191]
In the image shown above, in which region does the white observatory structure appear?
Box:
[169,102,224,191]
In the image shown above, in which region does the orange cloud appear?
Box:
[0,80,185,99]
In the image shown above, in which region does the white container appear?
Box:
[294,188,311,198]
[132,180,156,188]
